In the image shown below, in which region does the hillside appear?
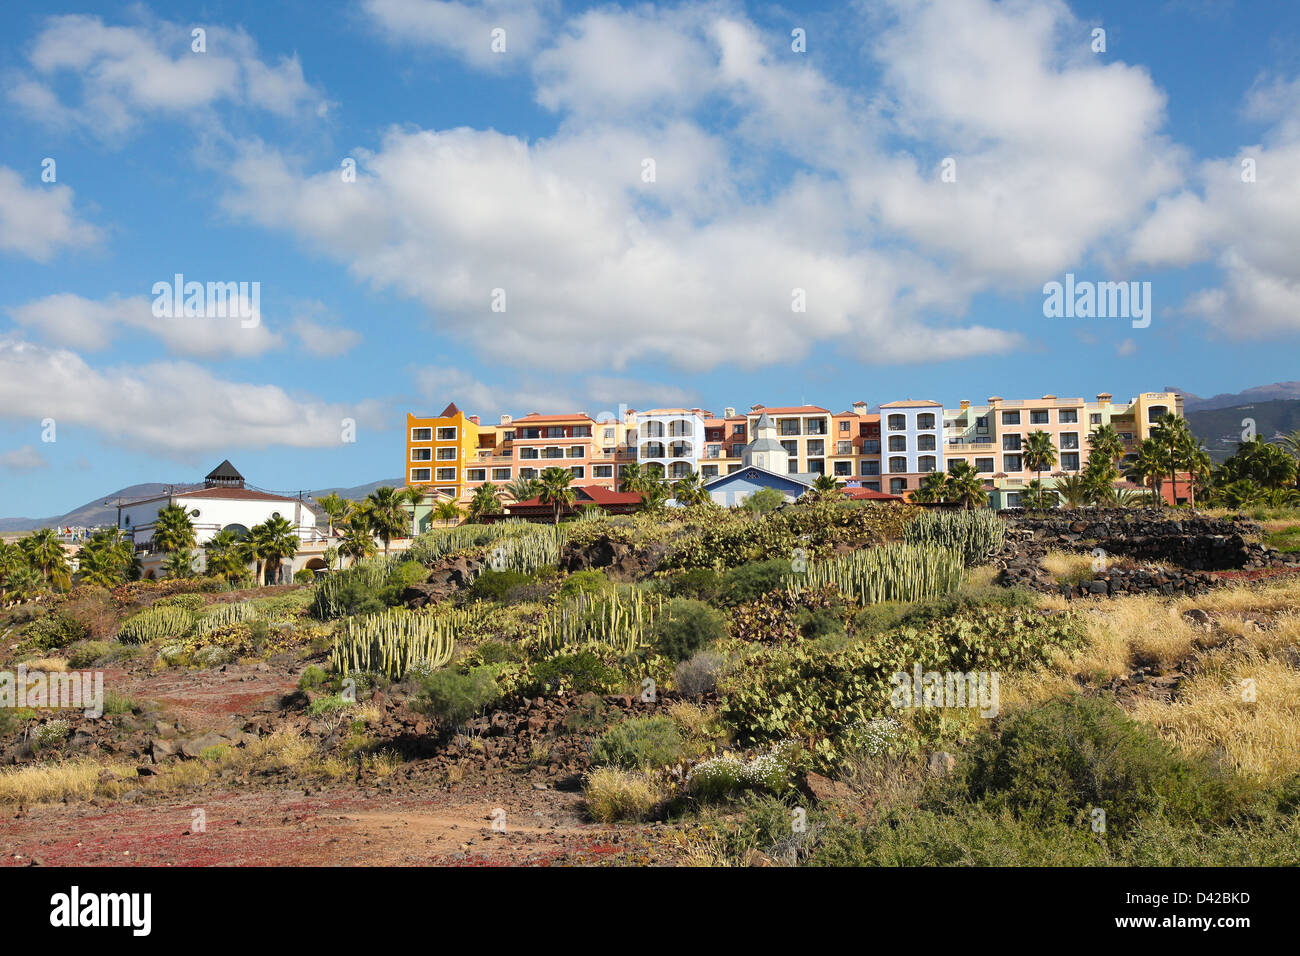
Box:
[0,478,402,535]
[1169,381,1300,412]
[1186,399,1300,462]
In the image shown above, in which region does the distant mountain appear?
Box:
[1187,399,1300,462]
[0,478,401,535]
[1168,381,1300,412]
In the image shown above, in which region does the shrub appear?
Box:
[152,594,206,612]
[556,570,611,599]
[298,665,328,691]
[308,694,351,717]
[20,613,89,651]
[688,742,801,801]
[953,696,1255,836]
[653,598,728,661]
[526,651,623,697]
[293,568,316,584]
[468,569,534,603]
[667,568,722,601]
[31,719,71,750]
[719,559,792,606]
[584,767,659,822]
[193,646,233,668]
[674,650,728,697]
[592,716,686,770]
[65,640,114,669]
[795,606,845,642]
[417,666,501,727]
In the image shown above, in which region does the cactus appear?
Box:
[535,590,663,656]
[330,607,461,678]
[118,604,195,644]
[904,510,1006,566]
[785,543,964,605]
[193,600,259,636]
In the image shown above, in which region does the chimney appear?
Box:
[499,414,512,426]
[724,406,736,418]
[1096,392,1112,406]
[959,400,971,411]
[988,396,1003,407]
[1041,394,1056,401]
[852,401,868,414]
[469,415,480,425]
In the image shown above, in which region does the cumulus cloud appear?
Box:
[0,166,102,261]
[8,13,329,138]
[8,293,281,358]
[0,445,49,472]
[361,0,552,68]
[0,339,384,455]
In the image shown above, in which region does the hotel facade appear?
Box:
[405,390,1184,507]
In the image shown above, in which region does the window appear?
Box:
[1060,432,1079,450]
[409,468,431,482]
[519,447,539,459]
[917,413,936,430]
[436,447,456,460]
[436,427,456,441]
[410,427,432,442]
[1003,455,1022,472]
[594,465,613,478]
[701,465,718,478]
[975,416,989,432]
[1002,434,1021,451]
[887,414,906,430]
[839,421,851,432]
[567,446,585,458]
[1090,413,1102,425]
[787,460,800,474]
[1061,453,1080,471]
[975,457,994,473]
[410,447,432,462]
[1147,406,1168,423]
[603,428,614,441]
[1030,410,1049,425]
[779,419,801,436]
[519,467,538,479]
[836,441,853,455]
[545,426,563,438]
[1059,409,1078,423]
[573,426,592,437]
[918,456,937,473]
[834,461,852,476]
[570,466,585,478]
[864,481,880,491]
[806,419,827,435]
[890,478,907,494]
[435,487,456,497]
[862,439,880,454]
[889,435,907,452]
[503,430,516,441]
[1005,492,1022,508]
[1001,411,1021,425]
[436,468,456,482]
[727,463,742,474]
[466,469,486,482]
[808,459,825,474]
[806,439,825,456]
[491,468,511,481]
[889,456,907,473]
[780,440,798,457]
[862,460,880,476]
[917,434,936,451]
[542,448,565,459]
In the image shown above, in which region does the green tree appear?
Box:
[742,486,785,515]
[913,471,950,504]
[339,508,377,566]
[617,462,647,495]
[1022,430,1058,491]
[433,498,462,527]
[671,470,710,506]
[1052,474,1090,508]
[945,461,988,509]
[19,528,71,587]
[1123,438,1170,507]
[365,487,411,556]
[504,475,542,503]
[203,528,248,584]
[316,493,349,539]
[538,466,576,525]
[161,548,197,579]
[1086,423,1124,475]
[153,503,197,556]
[1021,479,1059,510]
[248,515,300,585]
[467,483,504,522]
[75,528,139,587]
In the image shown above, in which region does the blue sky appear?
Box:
[2,0,1299,517]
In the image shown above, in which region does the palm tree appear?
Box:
[945,461,988,509]
[467,483,504,522]
[339,509,378,566]
[1053,474,1090,508]
[433,498,461,527]
[1086,423,1124,476]
[538,466,576,525]
[617,462,647,494]
[1021,479,1059,510]
[316,493,349,539]
[1123,438,1169,506]
[672,470,711,506]
[1151,414,1196,507]
[162,548,197,579]
[365,487,411,556]
[19,528,71,587]
[400,485,429,536]
[1215,479,1266,509]
[153,503,197,555]
[1022,430,1058,493]
[1218,437,1297,490]
[203,528,248,584]
[913,471,950,504]
[75,528,139,587]
[248,515,299,585]
[504,475,543,503]
[639,481,671,512]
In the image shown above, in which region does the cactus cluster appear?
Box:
[480,525,563,575]
[408,520,567,568]
[536,590,663,656]
[904,510,1006,566]
[330,607,462,678]
[193,600,259,636]
[310,557,397,619]
[118,603,195,644]
[786,543,964,605]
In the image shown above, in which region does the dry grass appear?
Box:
[584,767,659,823]
[21,657,69,672]
[0,758,136,804]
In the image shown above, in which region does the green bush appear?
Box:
[719,559,792,606]
[298,665,328,691]
[294,568,316,584]
[653,598,728,661]
[674,650,727,697]
[667,568,722,601]
[66,640,115,668]
[526,651,622,697]
[308,693,352,716]
[417,666,502,727]
[556,570,611,599]
[951,695,1255,837]
[468,569,534,603]
[20,612,89,651]
[795,606,845,642]
[593,716,686,770]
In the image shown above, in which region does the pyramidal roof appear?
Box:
[754,413,773,428]
[205,459,244,481]
[438,402,462,418]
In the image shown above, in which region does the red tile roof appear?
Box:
[509,486,643,508]
[750,405,831,415]
[438,402,462,418]
[172,487,301,504]
[841,487,905,501]
[512,413,595,424]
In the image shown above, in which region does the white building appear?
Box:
[117,460,318,551]
[636,408,708,480]
[879,400,945,496]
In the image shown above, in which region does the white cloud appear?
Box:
[362,0,552,68]
[0,445,49,472]
[291,318,363,357]
[0,339,385,456]
[8,293,281,358]
[0,166,102,261]
[8,14,328,138]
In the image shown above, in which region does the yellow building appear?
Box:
[405,403,482,499]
